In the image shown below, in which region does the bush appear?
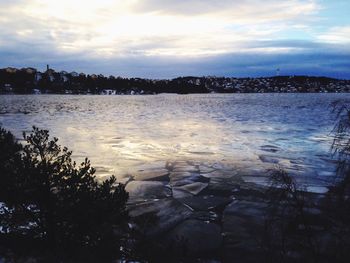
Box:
[331,101,350,198]
[0,127,23,205]
[263,169,318,262]
[0,126,129,259]
[260,102,350,262]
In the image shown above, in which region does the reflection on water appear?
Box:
[1,93,349,189]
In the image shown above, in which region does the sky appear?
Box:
[0,0,349,79]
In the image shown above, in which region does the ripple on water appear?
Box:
[0,93,344,191]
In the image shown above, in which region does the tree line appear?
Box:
[1,67,348,94]
[0,68,208,94]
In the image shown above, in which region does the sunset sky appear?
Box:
[0,0,349,78]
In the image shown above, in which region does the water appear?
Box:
[1,93,349,191]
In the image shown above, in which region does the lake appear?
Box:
[1,93,349,192]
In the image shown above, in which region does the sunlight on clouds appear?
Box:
[131,0,319,19]
[24,0,128,21]
[242,47,307,54]
[1,0,349,78]
[9,0,321,57]
[16,29,34,37]
[318,26,350,44]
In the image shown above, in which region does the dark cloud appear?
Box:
[2,41,349,79]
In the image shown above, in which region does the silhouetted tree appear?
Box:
[0,126,129,259]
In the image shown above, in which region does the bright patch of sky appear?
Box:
[0,0,349,78]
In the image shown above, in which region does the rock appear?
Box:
[201,170,236,179]
[136,161,167,171]
[171,177,198,187]
[128,199,192,236]
[166,219,223,255]
[306,186,328,194]
[198,165,216,174]
[171,162,198,173]
[178,196,232,211]
[242,176,270,186]
[133,169,169,181]
[175,182,208,195]
[115,176,132,185]
[200,177,241,197]
[169,171,192,183]
[259,155,279,164]
[222,200,268,262]
[260,145,280,153]
[190,211,220,223]
[172,188,193,199]
[231,185,267,202]
[125,181,171,199]
[170,171,209,186]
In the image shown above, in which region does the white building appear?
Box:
[35,72,43,82]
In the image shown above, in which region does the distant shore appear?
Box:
[1,67,350,95]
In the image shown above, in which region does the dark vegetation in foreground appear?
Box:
[1,67,350,94]
[0,102,350,262]
[0,127,129,261]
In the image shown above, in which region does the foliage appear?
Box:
[325,101,350,261]
[331,101,350,196]
[263,168,319,262]
[261,102,350,262]
[0,126,129,259]
[2,67,348,94]
[0,127,23,204]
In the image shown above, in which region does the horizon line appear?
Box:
[2,66,349,81]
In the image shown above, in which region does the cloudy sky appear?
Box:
[0,0,349,78]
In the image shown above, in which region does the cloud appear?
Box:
[2,38,349,79]
[0,0,349,78]
[318,26,350,44]
[132,0,319,20]
[0,3,314,58]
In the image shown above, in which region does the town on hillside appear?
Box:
[1,66,350,94]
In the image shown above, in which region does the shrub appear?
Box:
[331,101,350,198]
[0,126,129,259]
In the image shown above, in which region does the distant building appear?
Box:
[46,69,55,75]
[5,67,17,73]
[101,89,116,95]
[2,84,13,92]
[35,72,43,82]
[32,89,41,94]
[47,72,55,82]
[44,65,55,81]
[59,71,69,82]
[61,75,69,82]
[22,67,37,74]
[70,71,79,77]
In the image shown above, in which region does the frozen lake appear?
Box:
[1,93,349,191]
